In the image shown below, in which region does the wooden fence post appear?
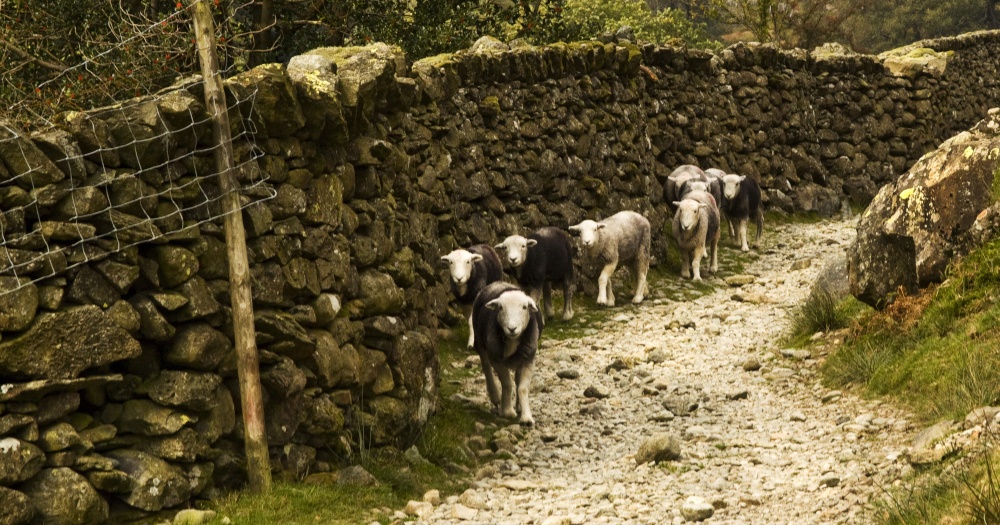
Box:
[189,0,272,493]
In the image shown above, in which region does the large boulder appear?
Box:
[849,114,1000,308]
[0,306,141,379]
[21,468,108,525]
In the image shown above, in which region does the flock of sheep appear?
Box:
[439,165,765,426]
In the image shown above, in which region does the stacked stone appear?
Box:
[0,29,999,522]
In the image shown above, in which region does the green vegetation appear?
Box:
[822,234,1000,421]
[820,233,1000,525]
[785,292,868,348]
[563,0,717,49]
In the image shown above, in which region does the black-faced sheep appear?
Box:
[441,244,504,348]
[664,165,708,211]
[720,174,764,252]
[568,211,651,307]
[672,193,720,281]
[472,282,542,426]
[494,227,574,322]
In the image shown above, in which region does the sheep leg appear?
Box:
[597,262,618,307]
[527,287,545,327]
[691,246,704,281]
[739,219,749,252]
[632,259,648,304]
[710,234,719,273]
[464,304,475,349]
[754,210,764,248]
[542,281,554,319]
[680,249,691,279]
[515,362,534,426]
[561,280,575,321]
[494,361,517,419]
[727,215,736,239]
[478,354,501,410]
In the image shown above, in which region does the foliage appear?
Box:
[702,0,1000,52]
[841,0,998,53]
[823,234,1000,422]
[562,0,717,48]
[786,291,867,346]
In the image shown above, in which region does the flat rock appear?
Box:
[583,384,611,399]
[635,432,682,464]
[681,496,714,522]
[725,275,756,286]
[0,306,140,379]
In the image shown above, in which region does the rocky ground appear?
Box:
[399,217,919,525]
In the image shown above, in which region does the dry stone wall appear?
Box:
[0,29,999,523]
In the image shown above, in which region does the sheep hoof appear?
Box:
[519,416,535,427]
[596,297,607,306]
[632,296,643,304]
[741,246,750,252]
[562,311,574,321]
[501,408,517,419]
[692,275,702,281]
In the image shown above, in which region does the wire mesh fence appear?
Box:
[0,1,275,297]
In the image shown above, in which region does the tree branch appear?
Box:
[0,36,69,73]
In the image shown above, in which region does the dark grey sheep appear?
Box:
[721,174,764,252]
[441,244,504,348]
[472,282,542,426]
[495,227,575,322]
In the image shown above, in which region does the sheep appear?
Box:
[441,244,504,348]
[472,282,542,426]
[494,227,574,322]
[664,165,708,211]
[568,211,651,307]
[705,168,735,238]
[681,179,723,212]
[672,194,720,281]
[720,174,764,252]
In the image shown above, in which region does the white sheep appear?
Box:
[672,194,720,281]
[568,211,651,306]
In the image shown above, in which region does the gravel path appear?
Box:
[416,218,914,525]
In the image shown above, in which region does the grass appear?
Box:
[785,291,869,348]
[821,234,1000,525]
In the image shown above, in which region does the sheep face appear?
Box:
[440,249,483,285]
[486,291,538,338]
[568,220,606,249]
[722,174,746,200]
[673,200,705,231]
[495,235,536,268]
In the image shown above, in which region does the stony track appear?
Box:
[414,218,915,525]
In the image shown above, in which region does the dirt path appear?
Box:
[417,218,913,525]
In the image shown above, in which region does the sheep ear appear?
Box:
[526,298,539,312]
[739,175,746,182]
[470,254,483,262]
[596,224,606,230]
[485,299,501,311]
[672,201,682,207]
[439,256,450,264]
[568,225,580,232]
[494,243,505,250]
[527,239,538,247]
